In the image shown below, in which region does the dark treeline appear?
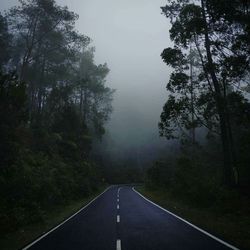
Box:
[93,136,166,184]
[1,0,250,248]
[0,0,114,234]
[147,0,250,200]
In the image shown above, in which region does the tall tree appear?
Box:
[0,13,12,68]
[76,48,114,138]
[8,0,89,121]
[160,0,250,186]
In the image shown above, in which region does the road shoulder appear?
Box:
[1,186,110,250]
[135,186,246,250]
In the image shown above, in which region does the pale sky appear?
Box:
[0,0,172,150]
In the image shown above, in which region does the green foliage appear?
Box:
[146,161,174,189]
[160,0,250,185]
[0,72,28,168]
[0,13,11,67]
[170,4,204,46]
[0,72,28,126]
[146,153,221,208]
[76,48,114,138]
[161,47,186,68]
[0,0,114,237]
[0,73,103,234]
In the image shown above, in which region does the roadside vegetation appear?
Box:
[0,1,113,248]
[0,186,107,250]
[1,0,250,249]
[139,184,250,249]
[144,1,250,249]
[142,152,250,249]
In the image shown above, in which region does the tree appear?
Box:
[160,0,250,186]
[0,72,28,168]
[0,1,114,238]
[8,0,90,121]
[75,48,115,138]
[0,13,12,68]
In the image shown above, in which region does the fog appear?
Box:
[1,0,174,167]
[67,0,174,165]
[1,2,249,248]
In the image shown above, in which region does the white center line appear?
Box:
[117,198,119,203]
[117,215,120,223]
[117,204,119,209]
[116,239,121,250]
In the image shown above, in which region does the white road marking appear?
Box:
[132,187,239,250]
[22,186,112,250]
[116,188,122,250]
[117,187,121,198]
[116,239,121,250]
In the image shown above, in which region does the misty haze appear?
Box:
[0,0,249,250]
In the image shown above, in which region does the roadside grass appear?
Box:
[136,186,250,250]
[0,186,108,250]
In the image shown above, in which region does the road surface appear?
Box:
[23,186,238,250]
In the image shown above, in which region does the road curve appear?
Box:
[23,186,238,250]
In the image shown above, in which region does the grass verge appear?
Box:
[136,186,250,250]
[1,186,109,250]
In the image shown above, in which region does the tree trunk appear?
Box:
[201,0,238,186]
[37,56,46,115]
[80,86,83,116]
[83,88,88,123]
[20,16,38,82]
[190,45,196,146]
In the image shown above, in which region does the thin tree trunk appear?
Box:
[83,88,88,123]
[37,56,46,115]
[80,86,83,116]
[201,0,237,186]
[20,16,38,81]
[190,44,196,146]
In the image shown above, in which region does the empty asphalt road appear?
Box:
[23,186,239,250]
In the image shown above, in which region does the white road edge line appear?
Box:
[22,186,112,250]
[132,187,239,250]
[117,215,120,223]
[116,239,121,250]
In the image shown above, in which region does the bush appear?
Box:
[146,155,222,208]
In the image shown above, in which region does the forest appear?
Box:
[144,0,250,248]
[0,0,250,249]
[0,0,114,245]
[147,0,250,190]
